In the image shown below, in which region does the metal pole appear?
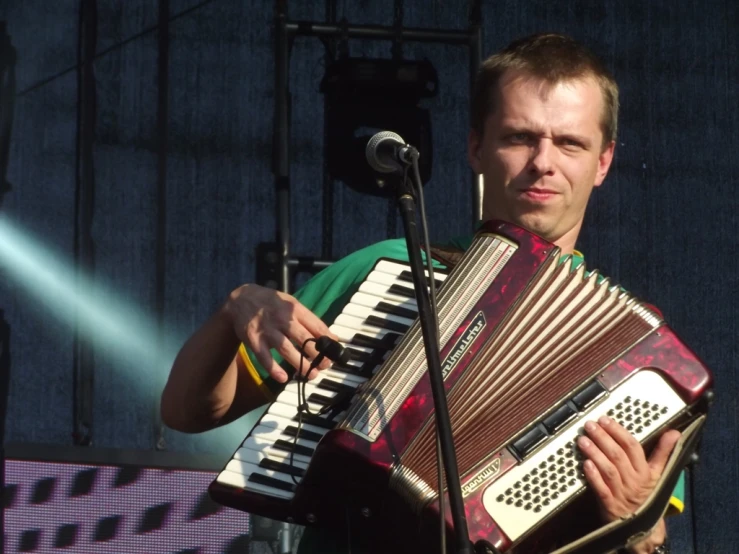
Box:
[275,5,295,548]
[154,0,170,450]
[0,22,15,208]
[275,0,291,293]
[321,0,338,263]
[72,0,98,447]
[469,0,483,227]
[286,21,471,43]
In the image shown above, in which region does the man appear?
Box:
[161,33,680,553]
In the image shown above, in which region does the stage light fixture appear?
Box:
[321,57,438,197]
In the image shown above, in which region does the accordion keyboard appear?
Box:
[213,259,447,501]
[483,370,686,542]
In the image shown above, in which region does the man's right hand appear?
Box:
[225,284,336,383]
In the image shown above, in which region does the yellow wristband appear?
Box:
[238,344,276,402]
[666,495,684,516]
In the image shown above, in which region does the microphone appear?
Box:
[315,336,351,366]
[365,131,419,174]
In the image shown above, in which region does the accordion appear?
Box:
[209,220,713,553]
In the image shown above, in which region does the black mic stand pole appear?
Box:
[393,166,473,554]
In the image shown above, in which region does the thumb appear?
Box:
[647,429,681,475]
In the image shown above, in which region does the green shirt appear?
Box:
[243,236,684,553]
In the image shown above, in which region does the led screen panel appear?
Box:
[4,457,251,553]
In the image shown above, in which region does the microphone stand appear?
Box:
[393,161,473,554]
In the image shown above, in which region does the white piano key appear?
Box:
[374,260,449,280]
[334,314,402,336]
[287,366,366,388]
[358,281,416,303]
[226,459,301,485]
[215,469,295,500]
[322,366,369,385]
[308,362,367,388]
[282,381,340,399]
[330,323,387,344]
[373,260,415,276]
[348,291,417,312]
[267,400,336,422]
[226,460,301,485]
[274,395,330,413]
[248,425,320,449]
[233,446,309,470]
[342,304,415,327]
[258,412,331,437]
[366,271,411,287]
[241,437,315,466]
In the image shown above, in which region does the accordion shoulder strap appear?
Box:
[428,244,466,270]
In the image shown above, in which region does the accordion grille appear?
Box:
[401,253,662,487]
[340,233,519,439]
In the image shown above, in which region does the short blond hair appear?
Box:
[471,33,619,147]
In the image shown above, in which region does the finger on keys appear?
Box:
[273,335,315,378]
[290,325,331,372]
[577,425,623,490]
[253,339,289,384]
[596,416,649,474]
[295,306,336,370]
[583,419,636,476]
[582,458,615,507]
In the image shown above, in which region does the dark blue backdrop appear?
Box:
[0,1,736,552]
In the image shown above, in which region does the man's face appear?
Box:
[468,71,615,249]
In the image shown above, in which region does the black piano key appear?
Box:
[350,332,400,351]
[273,439,315,458]
[398,270,444,289]
[307,392,334,406]
[571,381,607,411]
[317,379,357,395]
[512,424,549,459]
[283,426,324,443]
[365,315,410,334]
[375,301,418,321]
[258,458,305,478]
[388,283,416,299]
[346,348,372,363]
[248,473,297,493]
[292,413,336,430]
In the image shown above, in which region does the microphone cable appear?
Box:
[289,337,323,486]
[290,336,349,485]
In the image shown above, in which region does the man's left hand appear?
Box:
[577,416,681,552]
